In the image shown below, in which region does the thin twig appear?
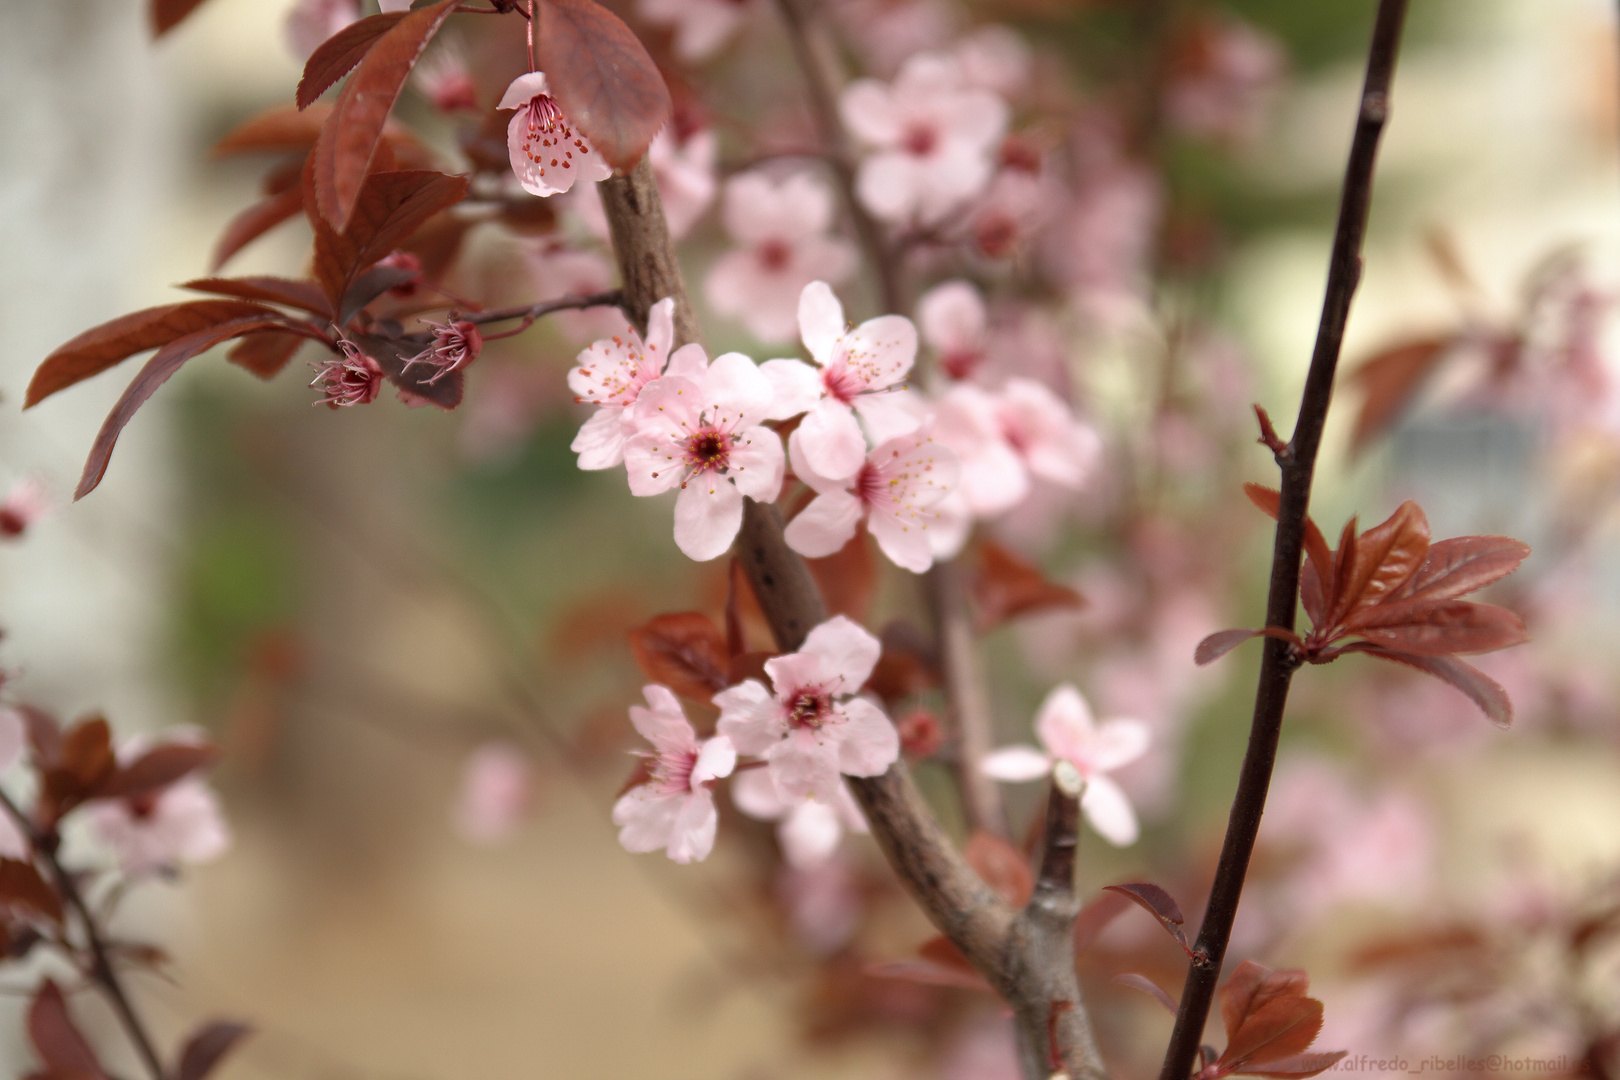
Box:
[454,290,626,330]
[0,789,169,1080]
[1156,4,1410,1078]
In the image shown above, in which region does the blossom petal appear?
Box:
[731,767,788,819]
[866,506,935,572]
[798,398,867,480]
[572,407,629,470]
[917,280,987,355]
[630,374,703,436]
[770,729,843,801]
[715,679,782,754]
[665,789,719,863]
[761,358,823,421]
[798,281,847,368]
[980,745,1052,781]
[629,684,696,754]
[785,490,864,558]
[854,389,925,446]
[1089,718,1151,773]
[674,474,744,561]
[802,614,883,690]
[498,71,551,110]
[727,425,785,501]
[704,351,774,425]
[692,736,738,786]
[855,152,924,222]
[623,432,685,496]
[1034,684,1097,765]
[780,800,845,867]
[839,78,900,146]
[645,297,676,364]
[840,314,917,393]
[1080,774,1139,846]
[613,788,679,852]
[665,342,709,380]
[834,696,899,777]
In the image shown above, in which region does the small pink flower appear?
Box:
[917,280,989,380]
[402,318,482,385]
[636,0,757,62]
[730,767,868,868]
[568,298,694,470]
[311,339,384,409]
[623,346,785,561]
[498,72,613,198]
[840,53,1009,223]
[414,44,480,113]
[87,737,231,876]
[760,281,920,480]
[932,379,1101,517]
[0,478,50,540]
[706,172,858,343]
[452,742,534,845]
[284,0,360,62]
[715,615,899,801]
[952,25,1032,100]
[785,424,959,573]
[980,684,1149,846]
[612,685,737,863]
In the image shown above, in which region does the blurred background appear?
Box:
[4,0,1620,1076]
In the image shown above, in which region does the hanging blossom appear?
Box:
[705,172,858,343]
[622,346,785,561]
[839,53,1009,223]
[568,298,695,469]
[917,279,990,381]
[715,616,899,802]
[762,281,920,480]
[932,378,1102,518]
[636,0,757,63]
[612,685,737,863]
[731,768,869,868]
[785,424,960,573]
[86,736,232,876]
[311,338,384,409]
[980,684,1149,846]
[403,318,482,385]
[498,72,613,197]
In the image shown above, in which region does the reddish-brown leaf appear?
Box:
[1348,337,1455,453]
[1220,995,1324,1071]
[0,859,63,926]
[311,0,458,229]
[963,830,1034,908]
[297,11,410,109]
[971,542,1085,632]
[807,528,876,623]
[76,317,286,499]
[182,277,331,317]
[1349,645,1513,726]
[1334,501,1430,620]
[208,187,307,272]
[1195,629,1263,666]
[312,170,469,306]
[1343,599,1528,657]
[537,0,672,171]
[28,981,105,1078]
[1242,484,1332,612]
[1393,535,1531,603]
[151,0,212,35]
[338,264,420,324]
[1237,1052,1349,1078]
[866,949,993,993]
[27,301,283,408]
[228,332,308,380]
[1218,961,1310,1044]
[99,743,220,801]
[214,105,334,157]
[57,717,116,797]
[628,613,729,699]
[1113,973,1178,1015]
[176,1021,253,1080]
[1104,882,1192,956]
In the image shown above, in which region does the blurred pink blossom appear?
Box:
[453,741,535,846]
[613,686,737,864]
[636,0,757,62]
[827,0,957,75]
[777,854,864,954]
[0,477,50,540]
[940,1013,1020,1080]
[87,737,230,877]
[575,127,717,241]
[1164,18,1285,145]
[522,240,622,341]
[917,280,989,380]
[951,25,1032,100]
[731,768,868,868]
[932,379,1101,518]
[284,0,359,62]
[413,44,480,113]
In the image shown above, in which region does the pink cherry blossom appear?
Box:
[932,379,1101,517]
[0,707,25,859]
[827,0,957,77]
[705,172,857,342]
[86,737,231,876]
[498,72,612,198]
[980,684,1149,846]
[731,767,868,868]
[623,346,785,561]
[785,424,959,572]
[568,298,693,470]
[760,281,920,479]
[917,280,989,380]
[714,615,899,801]
[1043,152,1162,324]
[284,0,359,62]
[452,741,535,846]
[636,0,757,62]
[952,25,1032,100]
[311,338,384,408]
[0,477,50,540]
[839,53,1009,223]
[612,685,737,863]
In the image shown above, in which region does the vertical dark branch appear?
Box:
[598,157,701,345]
[1156,3,1410,1079]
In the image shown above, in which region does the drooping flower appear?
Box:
[86,738,231,876]
[785,425,959,573]
[932,378,1102,517]
[715,616,899,801]
[839,53,1009,223]
[402,318,482,385]
[623,347,785,561]
[636,0,757,63]
[452,741,534,846]
[612,685,736,863]
[917,280,989,380]
[498,72,613,198]
[311,338,384,408]
[568,298,695,470]
[705,173,858,343]
[980,684,1149,846]
[761,281,920,480]
[731,767,869,868]
[284,0,360,62]
[0,478,50,540]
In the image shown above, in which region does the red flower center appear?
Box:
[757,239,792,272]
[685,428,732,473]
[787,689,833,729]
[904,124,938,156]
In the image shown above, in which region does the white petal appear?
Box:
[1088,718,1151,773]
[673,475,744,561]
[715,680,783,755]
[612,789,680,852]
[769,729,843,801]
[839,78,901,146]
[498,71,551,110]
[704,351,774,425]
[1034,684,1097,764]
[1080,774,1139,847]
[866,508,934,573]
[980,745,1052,782]
[801,614,883,690]
[787,427,847,494]
[693,736,738,786]
[726,425,785,501]
[629,374,703,435]
[572,407,629,470]
[855,153,924,223]
[840,314,917,393]
[761,358,823,421]
[785,490,864,558]
[665,342,709,379]
[628,684,696,754]
[854,388,928,446]
[797,398,867,480]
[645,297,677,364]
[798,281,846,367]
[780,800,844,867]
[623,432,686,496]
[833,696,899,777]
[917,279,988,355]
[665,790,719,863]
[731,767,789,820]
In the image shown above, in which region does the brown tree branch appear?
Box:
[1156,4,1410,1078]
